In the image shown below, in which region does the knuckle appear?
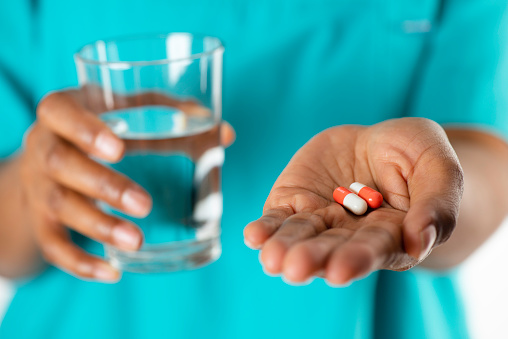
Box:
[77,119,102,151]
[448,161,465,194]
[37,92,65,121]
[24,125,40,149]
[95,218,119,242]
[95,172,128,203]
[47,185,66,213]
[44,141,68,176]
[39,242,58,264]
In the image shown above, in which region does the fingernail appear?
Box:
[122,187,151,217]
[282,276,314,286]
[325,279,353,288]
[260,251,281,277]
[419,225,437,261]
[112,224,142,250]
[95,131,123,160]
[244,238,260,250]
[94,263,120,282]
[189,106,211,117]
[262,266,281,277]
[180,102,211,117]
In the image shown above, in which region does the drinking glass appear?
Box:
[74,33,224,273]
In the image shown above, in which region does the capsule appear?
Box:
[333,187,368,215]
[349,182,383,209]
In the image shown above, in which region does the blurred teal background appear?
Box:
[2,1,508,338]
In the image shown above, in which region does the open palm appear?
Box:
[244,118,463,285]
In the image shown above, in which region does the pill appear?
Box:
[349,182,383,209]
[333,187,368,215]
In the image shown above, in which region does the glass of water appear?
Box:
[74,33,224,273]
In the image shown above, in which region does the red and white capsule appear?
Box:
[349,182,383,209]
[333,187,368,215]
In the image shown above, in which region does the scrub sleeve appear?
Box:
[0,1,35,158]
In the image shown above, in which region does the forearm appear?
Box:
[421,128,508,270]
[0,157,40,278]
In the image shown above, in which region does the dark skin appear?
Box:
[0,90,235,281]
[244,119,508,285]
[1,91,507,285]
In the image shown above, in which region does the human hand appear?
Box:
[243,118,463,286]
[20,89,234,282]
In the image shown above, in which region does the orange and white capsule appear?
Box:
[333,187,368,215]
[349,182,383,209]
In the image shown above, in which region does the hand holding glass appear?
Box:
[75,33,224,273]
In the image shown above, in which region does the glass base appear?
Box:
[105,236,221,273]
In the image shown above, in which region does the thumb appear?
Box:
[402,162,463,261]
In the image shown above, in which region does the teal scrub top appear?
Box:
[2,0,508,338]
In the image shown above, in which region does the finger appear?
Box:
[138,94,211,117]
[221,121,236,147]
[33,216,120,282]
[33,182,142,251]
[326,218,403,285]
[130,92,213,117]
[37,91,124,162]
[177,99,213,117]
[82,85,216,117]
[403,159,463,261]
[282,228,354,283]
[243,207,294,249]
[35,135,151,217]
[260,213,328,274]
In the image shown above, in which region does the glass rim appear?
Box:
[74,32,224,67]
